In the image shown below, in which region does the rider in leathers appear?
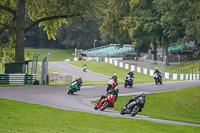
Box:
[123,93,146,109]
[96,88,119,108]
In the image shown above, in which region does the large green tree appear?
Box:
[0,0,103,62]
[56,15,101,49]
[100,0,131,44]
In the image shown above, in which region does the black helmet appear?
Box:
[114,88,119,94]
[139,93,146,97]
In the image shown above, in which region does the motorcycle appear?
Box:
[67,81,78,94]
[94,93,115,111]
[124,74,133,88]
[83,66,86,72]
[153,73,162,85]
[120,94,146,116]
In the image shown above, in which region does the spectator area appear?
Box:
[82,44,134,57]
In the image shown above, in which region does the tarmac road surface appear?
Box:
[47,62,110,81]
[1,80,200,127]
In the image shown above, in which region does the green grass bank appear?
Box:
[113,86,200,124]
[69,61,173,84]
[0,98,199,133]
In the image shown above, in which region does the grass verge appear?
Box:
[0,98,199,133]
[25,48,74,61]
[113,86,200,124]
[69,61,174,84]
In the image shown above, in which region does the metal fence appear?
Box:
[138,58,166,73]
[0,74,37,84]
[48,72,73,85]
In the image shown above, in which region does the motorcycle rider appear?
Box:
[83,64,86,71]
[127,71,134,79]
[75,77,82,91]
[96,88,119,108]
[107,74,118,91]
[154,67,161,75]
[123,93,146,109]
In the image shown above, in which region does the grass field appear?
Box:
[0,48,74,74]
[166,61,200,74]
[25,48,74,61]
[0,98,199,133]
[113,86,200,124]
[69,61,173,84]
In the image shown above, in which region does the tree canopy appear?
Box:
[1,0,200,64]
[0,0,103,62]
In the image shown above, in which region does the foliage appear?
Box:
[56,15,101,49]
[0,0,104,61]
[100,0,131,44]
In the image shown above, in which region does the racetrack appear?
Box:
[1,62,200,127]
[48,62,110,81]
[0,80,200,127]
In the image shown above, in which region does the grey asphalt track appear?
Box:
[0,80,200,127]
[47,62,110,81]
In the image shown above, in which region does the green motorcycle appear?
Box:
[68,81,78,94]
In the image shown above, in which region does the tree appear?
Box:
[121,0,158,59]
[100,0,131,44]
[56,15,101,49]
[0,0,103,62]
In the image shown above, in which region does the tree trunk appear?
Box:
[136,45,140,60]
[15,0,25,62]
[163,36,169,65]
[152,41,157,61]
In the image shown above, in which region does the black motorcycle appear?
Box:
[153,73,162,85]
[120,94,146,116]
[124,74,133,88]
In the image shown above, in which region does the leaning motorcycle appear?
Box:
[153,73,162,85]
[67,81,78,94]
[94,93,115,111]
[120,94,146,116]
[124,74,133,88]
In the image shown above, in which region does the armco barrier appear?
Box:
[0,74,37,85]
[66,57,200,80]
[99,57,200,80]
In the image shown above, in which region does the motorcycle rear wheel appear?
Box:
[130,106,140,116]
[100,101,109,111]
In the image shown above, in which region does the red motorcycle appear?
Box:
[94,94,115,111]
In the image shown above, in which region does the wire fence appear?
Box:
[138,58,166,73]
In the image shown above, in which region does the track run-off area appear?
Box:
[1,62,200,127]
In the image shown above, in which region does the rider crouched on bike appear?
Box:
[97,88,119,108]
[75,77,82,91]
[107,74,118,92]
[127,71,134,79]
[154,67,161,76]
[123,93,146,109]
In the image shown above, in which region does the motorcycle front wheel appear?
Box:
[155,79,158,85]
[100,101,109,111]
[67,87,72,94]
[130,106,140,116]
[120,107,126,115]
